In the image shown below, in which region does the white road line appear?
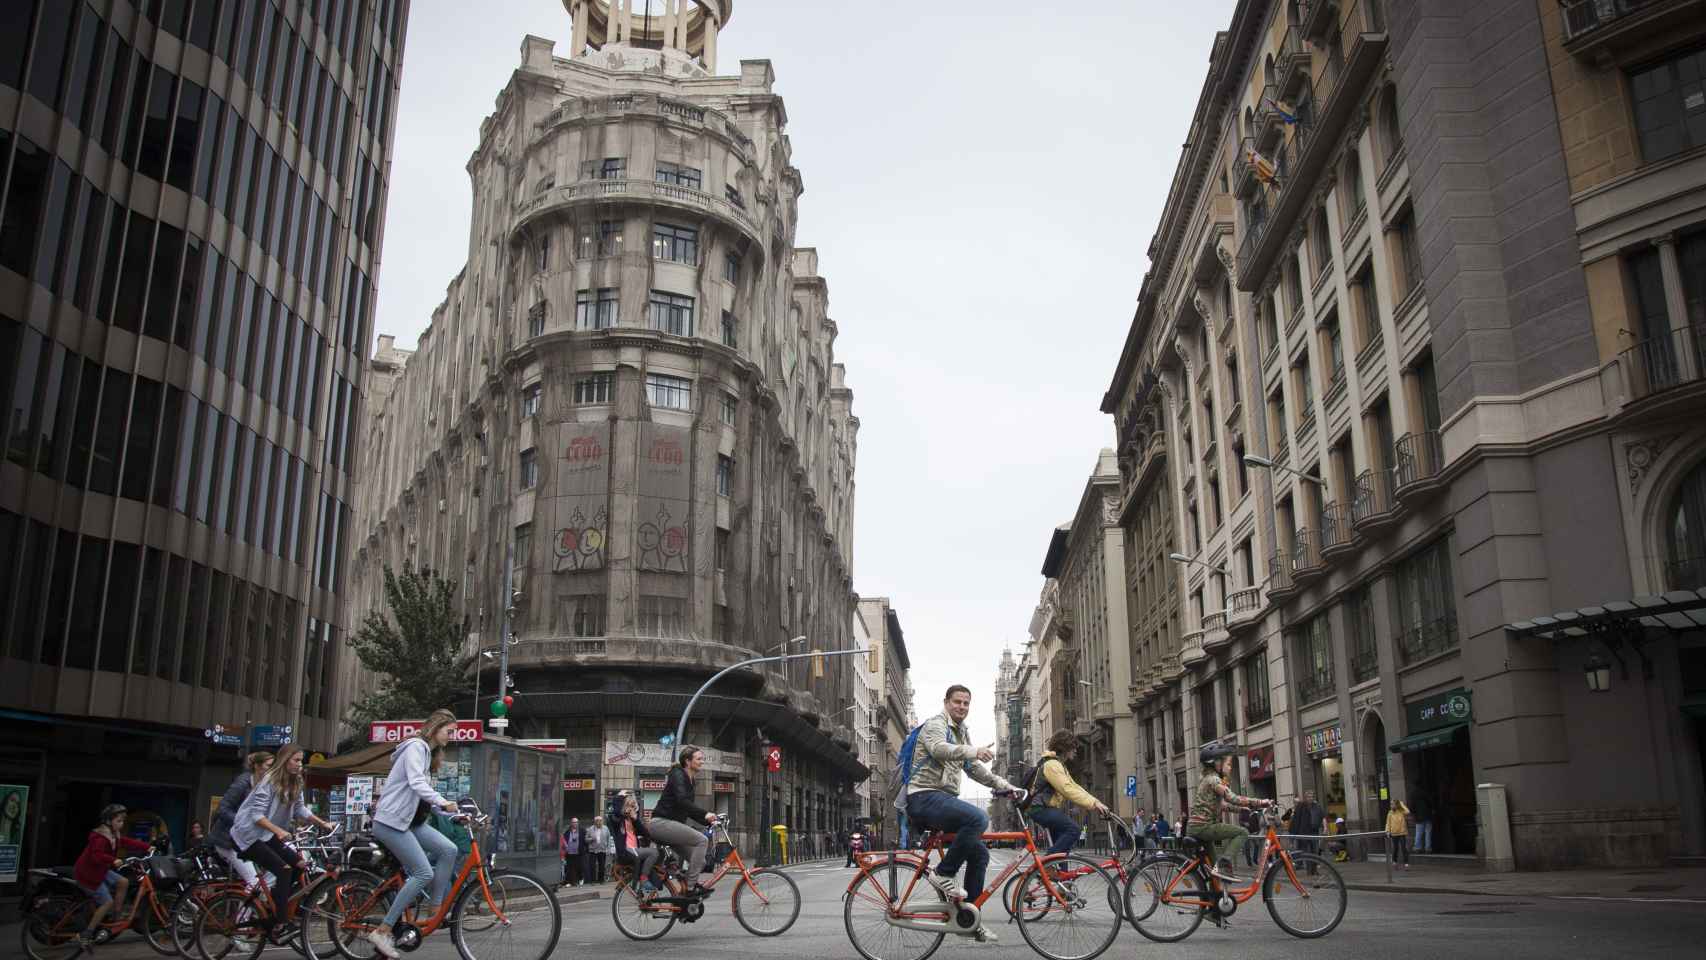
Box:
[1552,895,1706,904]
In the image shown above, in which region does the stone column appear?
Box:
[1654,235,1698,381]
[703,8,718,71]
[571,0,589,54]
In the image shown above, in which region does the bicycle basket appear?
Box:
[147,855,180,884]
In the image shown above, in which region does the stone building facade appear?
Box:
[857,596,913,846]
[340,3,868,842]
[1100,0,1706,867]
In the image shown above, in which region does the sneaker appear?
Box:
[924,873,967,901]
[970,926,1000,944]
[366,930,401,959]
[76,932,95,955]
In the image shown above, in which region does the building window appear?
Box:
[1340,152,1365,224]
[574,372,614,404]
[646,373,692,411]
[514,523,532,567]
[720,391,738,426]
[1285,256,1304,320]
[1226,352,1241,406]
[575,288,618,329]
[1294,613,1334,704]
[580,157,625,179]
[717,455,734,496]
[1323,311,1345,384]
[652,223,698,264]
[1392,536,1458,663]
[724,251,740,283]
[1667,457,1706,589]
[637,595,687,637]
[724,184,744,209]
[648,291,694,336]
[655,161,702,189]
[1243,650,1271,723]
[1310,206,1332,278]
[1391,208,1422,299]
[535,233,550,272]
[1347,583,1379,682]
[1352,265,1380,352]
[518,448,538,490]
[1196,684,1216,741]
[1261,295,1280,356]
[527,301,547,337]
[712,604,730,644]
[1293,353,1314,421]
[565,595,607,637]
[720,310,738,347]
[716,528,731,570]
[1377,85,1403,169]
[579,220,623,258]
[1629,46,1706,164]
[521,383,541,418]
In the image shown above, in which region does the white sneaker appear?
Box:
[924,873,966,901]
[367,930,401,959]
[970,926,1000,944]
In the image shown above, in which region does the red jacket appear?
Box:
[74,829,151,891]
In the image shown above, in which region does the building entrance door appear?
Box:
[1406,728,1477,855]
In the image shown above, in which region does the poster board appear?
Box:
[0,784,27,883]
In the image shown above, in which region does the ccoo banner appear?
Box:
[553,422,609,572]
[636,423,691,572]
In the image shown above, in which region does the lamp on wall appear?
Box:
[1584,652,1613,693]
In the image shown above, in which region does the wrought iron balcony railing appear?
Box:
[1393,430,1444,491]
[1397,615,1459,665]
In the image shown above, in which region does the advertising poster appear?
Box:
[636,423,691,572]
[345,775,375,813]
[553,423,610,572]
[537,757,560,852]
[515,754,538,853]
[496,751,516,853]
[0,784,27,883]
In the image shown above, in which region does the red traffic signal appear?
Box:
[503,695,514,707]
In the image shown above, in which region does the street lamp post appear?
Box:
[672,646,870,762]
[1242,454,1328,486]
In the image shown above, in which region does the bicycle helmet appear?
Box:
[1198,740,1238,766]
[99,803,128,824]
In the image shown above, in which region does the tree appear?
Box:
[345,564,477,733]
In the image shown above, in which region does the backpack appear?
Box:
[885,721,974,846]
[1015,756,1062,809]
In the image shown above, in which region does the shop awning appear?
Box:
[1388,722,1468,754]
[1507,589,1706,639]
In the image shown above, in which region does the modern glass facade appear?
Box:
[0,0,408,751]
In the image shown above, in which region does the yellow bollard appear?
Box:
[771,824,789,865]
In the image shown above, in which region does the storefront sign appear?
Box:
[637,779,667,791]
[1304,725,1342,757]
[1406,687,1472,733]
[0,784,28,883]
[603,740,741,773]
[1247,745,1275,779]
[561,779,596,791]
[713,781,736,794]
[369,719,484,743]
[329,787,346,815]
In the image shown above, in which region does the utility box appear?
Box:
[1476,782,1514,873]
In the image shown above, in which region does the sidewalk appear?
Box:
[1330,859,1706,901]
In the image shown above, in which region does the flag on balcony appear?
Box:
[1246,145,1280,188]
[1263,96,1300,125]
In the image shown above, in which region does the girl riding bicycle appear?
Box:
[610,790,661,894]
[230,744,335,940]
[211,752,275,887]
[366,709,462,960]
[74,803,153,949]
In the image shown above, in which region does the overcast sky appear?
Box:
[376,0,1238,758]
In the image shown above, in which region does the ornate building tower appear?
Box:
[340,1,865,838]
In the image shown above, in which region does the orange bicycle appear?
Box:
[843,795,1122,960]
[303,799,560,960]
[1124,806,1347,941]
[22,855,177,959]
[608,820,800,940]
[1003,815,1146,925]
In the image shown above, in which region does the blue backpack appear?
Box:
[886,721,975,846]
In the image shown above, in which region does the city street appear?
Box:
[35,853,1706,960]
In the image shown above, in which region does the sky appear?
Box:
[375,0,1239,755]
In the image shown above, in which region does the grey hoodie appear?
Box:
[376,738,452,831]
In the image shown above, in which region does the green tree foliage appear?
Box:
[346,565,476,731]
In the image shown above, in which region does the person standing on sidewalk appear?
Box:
[588,815,613,883]
[1387,800,1412,869]
[1290,791,1324,874]
[1410,789,1434,854]
[562,818,587,886]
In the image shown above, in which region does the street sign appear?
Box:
[765,745,783,773]
[658,733,675,746]
[1125,775,1137,798]
[251,724,293,747]
[204,725,243,747]
[369,719,484,742]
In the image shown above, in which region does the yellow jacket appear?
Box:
[1385,805,1409,837]
[1036,752,1098,810]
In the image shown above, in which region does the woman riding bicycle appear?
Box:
[1187,742,1272,881]
[648,745,717,894]
[210,752,275,887]
[1027,730,1113,857]
[366,709,462,960]
[230,744,334,940]
[74,803,153,949]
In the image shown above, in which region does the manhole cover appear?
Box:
[1438,909,1514,916]
[1629,884,1684,892]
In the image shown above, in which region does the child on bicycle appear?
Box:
[1187,742,1274,882]
[74,803,153,950]
[610,790,661,894]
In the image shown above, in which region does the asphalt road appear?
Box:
[42,850,1706,960]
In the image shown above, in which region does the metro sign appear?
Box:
[369,719,484,743]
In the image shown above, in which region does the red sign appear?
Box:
[562,779,596,791]
[566,435,604,463]
[1247,745,1276,780]
[638,779,667,791]
[647,438,684,465]
[712,781,736,794]
[765,745,782,773]
[369,720,484,744]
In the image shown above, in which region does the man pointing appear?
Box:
[905,684,1022,944]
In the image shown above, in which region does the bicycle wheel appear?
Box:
[843,863,947,960]
[609,881,675,941]
[1262,852,1347,938]
[172,889,203,959]
[20,896,92,960]
[732,867,801,936]
[1126,855,1207,943]
[194,890,265,960]
[304,872,391,960]
[449,869,561,960]
[139,890,181,955]
[1013,855,1121,960]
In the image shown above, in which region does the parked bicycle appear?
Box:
[609,819,800,940]
[843,793,1121,960]
[22,854,177,960]
[303,798,560,960]
[1123,806,1347,941]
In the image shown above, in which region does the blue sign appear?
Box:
[206,730,243,747]
[1125,775,1138,798]
[658,733,675,746]
[251,724,293,747]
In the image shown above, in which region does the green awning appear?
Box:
[1389,722,1468,754]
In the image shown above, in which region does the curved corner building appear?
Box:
[341,0,868,837]
[0,0,407,860]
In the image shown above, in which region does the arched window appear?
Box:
[1378,85,1403,168]
[1669,459,1706,589]
[1264,54,1276,87]
[1340,152,1365,221]
[1243,106,1255,141]
[1286,0,1301,26]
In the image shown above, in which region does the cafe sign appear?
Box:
[1406,687,1472,733]
[1304,724,1342,757]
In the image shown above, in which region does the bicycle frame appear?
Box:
[1153,820,1305,908]
[337,833,509,938]
[33,860,169,945]
[637,822,775,914]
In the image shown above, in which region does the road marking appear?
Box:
[1552,895,1706,904]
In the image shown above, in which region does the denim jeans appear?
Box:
[373,821,460,927]
[1412,820,1432,853]
[1028,806,1080,856]
[906,791,990,899]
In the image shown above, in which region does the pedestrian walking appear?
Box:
[1241,806,1261,866]
[844,828,865,867]
[1387,800,1412,869]
[1290,791,1324,874]
[588,815,613,883]
[1411,789,1434,854]
[562,817,588,886]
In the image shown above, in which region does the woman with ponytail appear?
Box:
[365,709,462,959]
[230,744,334,935]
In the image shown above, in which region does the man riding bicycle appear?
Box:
[1187,741,1274,881]
[904,684,1022,944]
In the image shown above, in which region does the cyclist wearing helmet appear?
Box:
[1188,741,1271,880]
[74,804,152,948]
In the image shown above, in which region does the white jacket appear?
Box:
[376,739,451,831]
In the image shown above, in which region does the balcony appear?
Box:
[1276,25,1311,81]
[1292,527,1325,581]
[1621,325,1706,404]
[1227,587,1264,630]
[1320,501,1355,560]
[514,177,762,247]
[1393,430,1446,501]
[1397,616,1460,665]
[1202,611,1231,652]
[1561,1,1706,59]
[1300,0,1338,40]
[1350,467,1400,533]
[1350,637,1380,684]
[1181,630,1207,667]
[1297,667,1336,706]
[1269,549,1298,600]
